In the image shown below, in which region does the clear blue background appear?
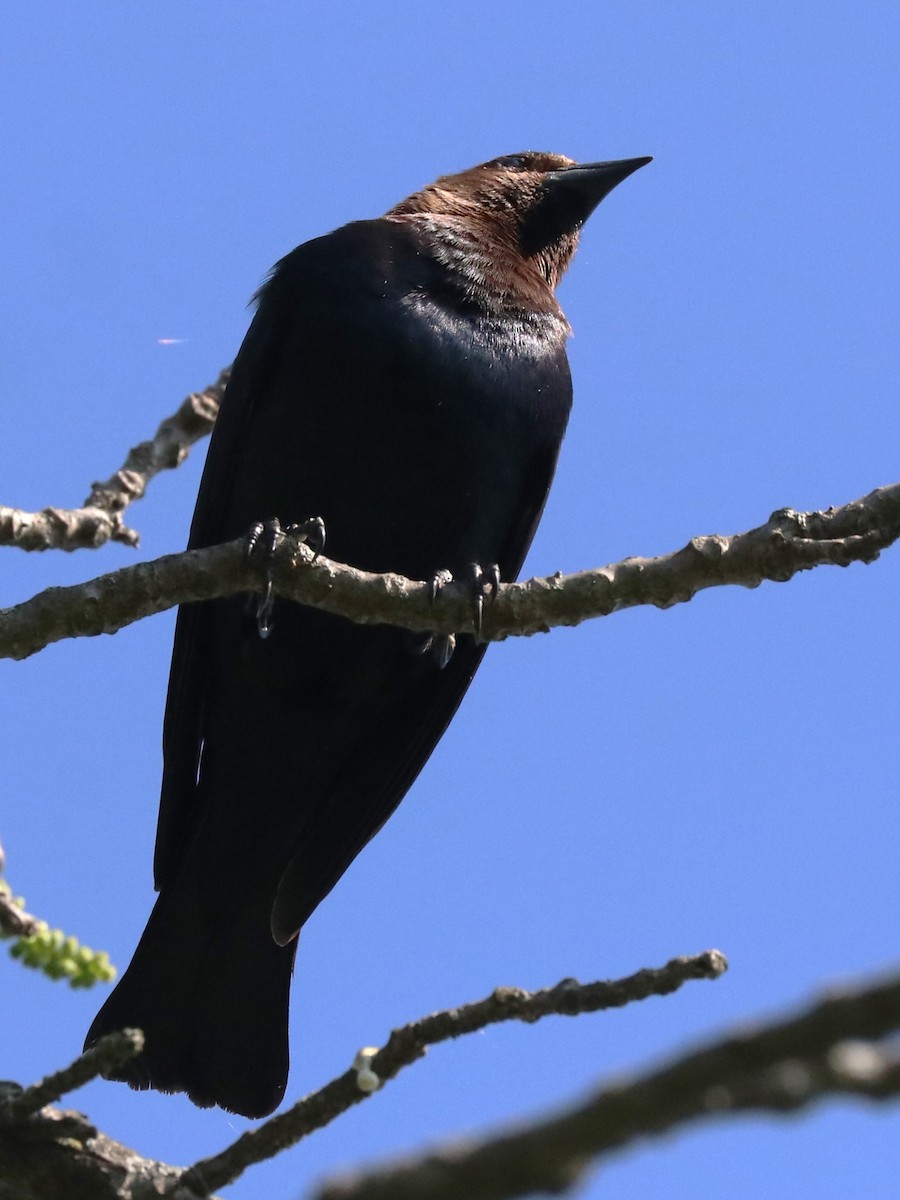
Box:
[2,3,898,1196]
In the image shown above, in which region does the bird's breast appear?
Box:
[398,289,570,375]
[221,240,572,582]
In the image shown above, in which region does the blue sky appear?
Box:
[2,3,899,1196]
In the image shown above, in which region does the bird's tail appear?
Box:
[84,887,296,1118]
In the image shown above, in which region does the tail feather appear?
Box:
[85,889,296,1118]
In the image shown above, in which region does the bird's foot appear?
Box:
[428,568,455,604]
[247,517,327,639]
[417,631,457,669]
[286,516,327,561]
[462,561,501,637]
[419,561,500,665]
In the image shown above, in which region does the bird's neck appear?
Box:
[387,212,566,321]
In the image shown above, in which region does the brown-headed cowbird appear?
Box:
[85,151,651,1117]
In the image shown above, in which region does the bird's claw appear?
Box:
[246,516,327,640]
[428,568,453,604]
[464,561,500,637]
[246,519,281,640]
[285,516,327,562]
[421,561,500,665]
[417,632,457,669]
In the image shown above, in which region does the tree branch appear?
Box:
[0,482,897,663]
[0,1033,144,1126]
[312,970,900,1200]
[0,369,228,552]
[4,959,899,1200]
[0,1095,197,1200]
[0,1034,199,1200]
[180,952,725,1195]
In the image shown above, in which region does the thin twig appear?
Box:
[0,1030,144,1125]
[179,952,725,1196]
[313,971,900,1200]
[0,367,228,551]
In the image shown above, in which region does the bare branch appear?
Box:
[3,960,898,1200]
[180,952,724,1196]
[0,1032,144,1126]
[0,368,228,552]
[1,482,898,663]
[313,970,900,1200]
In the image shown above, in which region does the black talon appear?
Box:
[245,519,275,560]
[435,634,457,668]
[422,569,457,668]
[482,563,501,634]
[247,516,327,640]
[470,566,485,636]
[464,561,501,638]
[429,568,453,604]
[417,632,457,668]
[247,519,283,640]
[422,561,500,663]
[256,583,275,640]
[284,516,327,562]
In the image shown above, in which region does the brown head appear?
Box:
[387,151,651,312]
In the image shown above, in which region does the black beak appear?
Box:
[521,155,652,257]
[548,156,653,204]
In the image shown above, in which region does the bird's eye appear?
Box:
[484,154,531,171]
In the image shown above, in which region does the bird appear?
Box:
[85,150,651,1118]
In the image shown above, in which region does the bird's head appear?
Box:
[387,151,651,307]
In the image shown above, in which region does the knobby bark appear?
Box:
[1,481,898,664]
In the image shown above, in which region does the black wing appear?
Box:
[154,218,573,940]
[155,299,287,887]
